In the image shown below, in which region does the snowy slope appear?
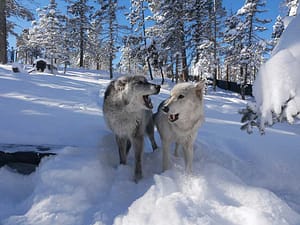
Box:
[0,65,300,225]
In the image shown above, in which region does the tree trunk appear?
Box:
[79,26,84,67]
[212,0,217,91]
[159,66,164,85]
[141,1,153,80]
[179,20,188,82]
[0,0,7,64]
[175,54,179,83]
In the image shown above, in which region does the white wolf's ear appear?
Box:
[195,80,205,98]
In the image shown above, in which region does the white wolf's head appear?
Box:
[161,80,205,123]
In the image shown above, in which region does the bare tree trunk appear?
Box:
[108,0,115,79]
[0,0,7,64]
[175,54,179,83]
[178,19,188,82]
[212,0,217,91]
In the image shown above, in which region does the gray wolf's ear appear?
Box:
[195,80,205,98]
[114,77,128,91]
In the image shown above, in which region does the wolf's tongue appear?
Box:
[143,95,153,109]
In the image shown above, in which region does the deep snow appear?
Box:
[0,65,300,225]
[253,12,300,128]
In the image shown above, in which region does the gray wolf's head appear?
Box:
[161,80,205,122]
[105,75,161,110]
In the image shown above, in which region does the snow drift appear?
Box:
[253,13,300,127]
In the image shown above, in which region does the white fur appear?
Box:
[154,81,205,172]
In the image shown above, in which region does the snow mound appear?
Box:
[253,13,300,127]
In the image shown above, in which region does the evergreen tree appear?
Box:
[126,0,153,79]
[147,0,189,81]
[95,0,123,79]
[270,15,284,49]
[31,0,66,70]
[237,0,271,99]
[192,0,226,90]
[68,0,93,68]
[223,14,244,82]
[285,0,299,16]
[0,0,34,64]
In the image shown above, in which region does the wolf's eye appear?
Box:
[178,94,184,99]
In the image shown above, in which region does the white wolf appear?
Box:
[154,80,205,172]
[103,75,160,182]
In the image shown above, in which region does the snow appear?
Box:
[0,64,300,225]
[253,13,300,127]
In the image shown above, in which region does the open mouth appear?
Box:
[143,95,153,109]
[168,113,179,122]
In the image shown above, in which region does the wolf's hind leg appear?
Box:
[132,135,144,182]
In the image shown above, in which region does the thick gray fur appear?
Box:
[103,75,160,182]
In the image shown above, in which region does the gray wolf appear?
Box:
[103,75,160,182]
[154,80,205,173]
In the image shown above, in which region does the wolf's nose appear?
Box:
[162,105,169,113]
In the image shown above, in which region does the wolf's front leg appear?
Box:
[116,136,130,164]
[132,135,144,182]
[183,143,193,173]
[162,141,171,172]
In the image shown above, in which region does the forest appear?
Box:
[0,0,297,87]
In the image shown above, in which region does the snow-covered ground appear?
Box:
[0,65,300,225]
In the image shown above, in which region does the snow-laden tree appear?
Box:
[94,0,123,79]
[285,0,299,16]
[228,0,271,99]
[119,35,145,74]
[85,20,110,70]
[194,0,225,89]
[126,0,153,79]
[270,15,284,50]
[146,0,225,83]
[68,0,93,68]
[147,0,190,81]
[28,0,67,70]
[223,14,244,83]
[240,12,300,134]
[0,0,34,64]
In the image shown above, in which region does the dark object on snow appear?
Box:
[12,63,23,73]
[32,59,57,73]
[216,79,253,96]
[35,59,47,72]
[0,144,59,175]
[12,67,20,73]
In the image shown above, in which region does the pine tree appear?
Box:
[193,0,226,90]
[237,0,271,99]
[147,0,189,81]
[95,0,123,79]
[31,0,67,71]
[68,0,93,68]
[126,0,153,79]
[270,15,284,49]
[0,0,33,64]
[223,14,244,82]
[285,0,299,16]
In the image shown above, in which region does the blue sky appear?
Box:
[8,0,283,53]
